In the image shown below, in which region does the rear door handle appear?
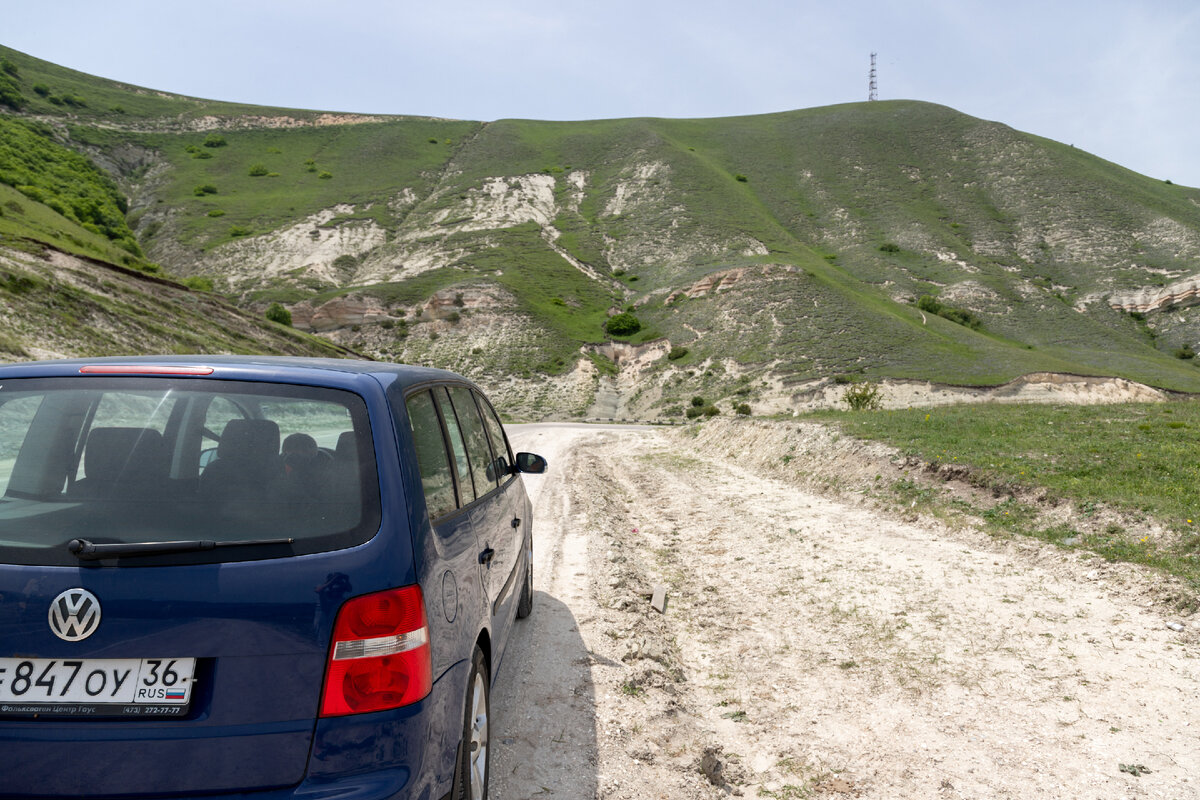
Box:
[479,547,495,566]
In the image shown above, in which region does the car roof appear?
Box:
[0,356,473,394]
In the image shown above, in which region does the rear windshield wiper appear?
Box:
[68,537,295,560]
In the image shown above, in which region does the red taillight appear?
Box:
[319,586,433,717]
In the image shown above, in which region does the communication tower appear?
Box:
[868,52,878,101]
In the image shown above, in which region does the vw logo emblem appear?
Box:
[49,588,101,642]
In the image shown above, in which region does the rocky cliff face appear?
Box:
[1107,273,1200,313]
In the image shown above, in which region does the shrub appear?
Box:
[691,396,706,408]
[229,225,252,237]
[0,74,23,110]
[206,209,225,217]
[193,184,218,196]
[318,171,333,180]
[203,133,227,148]
[842,382,882,411]
[735,403,751,416]
[248,164,269,177]
[1175,345,1195,360]
[265,303,292,326]
[32,84,50,97]
[192,150,213,159]
[183,276,214,292]
[685,406,704,419]
[916,294,982,330]
[734,174,748,182]
[0,59,18,77]
[667,346,689,360]
[703,405,720,417]
[879,242,901,253]
[332,254,357,272]
[604,312,641,337]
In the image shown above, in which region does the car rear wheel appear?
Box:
[456,645,490,800]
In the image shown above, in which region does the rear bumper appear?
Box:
[0,660,468,800]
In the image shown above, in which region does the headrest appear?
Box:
[216,419,280,461]
[84,427,166,482]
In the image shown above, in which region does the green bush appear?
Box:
[667,346,689,360]
[265,302,292,326]
[203,133,227,148]
[879,242,901,253]
[206,209,225,217]
[1175,345,1196,360]
[318,171,333,180]
[685,406,704,419]
[0,73,23,110]
[703,405,721,417]
[735,403,751,415]
[842,382,882,411]
[691,396,706,407]
[183,275,214,292]
[32,84,50,97]
[248,164,269,177]
[193,184,218,196]
[916,294,983,331]
[734,173,748,182]
[604,312,641,336]
[229,225,252,237]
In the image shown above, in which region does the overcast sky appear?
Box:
[5,0,1199,186]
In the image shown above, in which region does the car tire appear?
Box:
[516,542,533,619]
[456,645,490,800]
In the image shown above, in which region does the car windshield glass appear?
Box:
[0,377,381,566]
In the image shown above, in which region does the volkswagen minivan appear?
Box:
[0,356,544,800]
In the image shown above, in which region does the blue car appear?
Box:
[0,356,544,800]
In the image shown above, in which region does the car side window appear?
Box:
[476,392,513,485]
[0,395,43,497]
[434,387,475,504]
[448,386,498,499]
[405,390,457,520]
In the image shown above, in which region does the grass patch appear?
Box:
[808,401,1200,591]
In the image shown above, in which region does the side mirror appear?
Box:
[515,452,547,474]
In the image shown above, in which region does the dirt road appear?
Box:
[492,422,1198,799]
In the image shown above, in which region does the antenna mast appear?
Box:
[868,52,878,101]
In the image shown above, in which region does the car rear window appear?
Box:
[0,377,381,567]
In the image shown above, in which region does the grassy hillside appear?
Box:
[5,43,1200,417]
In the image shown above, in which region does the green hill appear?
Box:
[4,44,1200,417]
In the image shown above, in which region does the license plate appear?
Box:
[0,658,195,717]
